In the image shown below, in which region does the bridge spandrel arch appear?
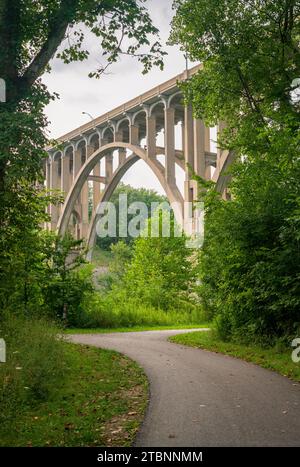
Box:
[49,66,233,247]
[56,142,184,247]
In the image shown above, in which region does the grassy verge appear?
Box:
[91,246,113,267]
[65,324,209,334]
[1,342,148,447]
[170,330,300,382]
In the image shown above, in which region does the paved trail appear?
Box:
[69,329,300,447]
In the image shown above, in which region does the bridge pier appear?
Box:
[146,113,156,158]
[164,106,176,186]
[49,156,60,230]
[93,161,102,213]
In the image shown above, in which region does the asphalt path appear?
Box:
[68,329,300,447]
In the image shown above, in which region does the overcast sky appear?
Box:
[43,0,189,194]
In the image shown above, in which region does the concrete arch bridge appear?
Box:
[45,65,232,254]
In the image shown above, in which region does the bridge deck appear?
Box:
[52,64,202,145]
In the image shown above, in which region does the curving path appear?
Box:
[68,329,300,447]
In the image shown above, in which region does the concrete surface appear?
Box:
[68,329,300,447]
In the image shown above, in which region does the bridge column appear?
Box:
[183,105,196,236]
[50,157,60,230]
[217,121,230,200]
[87,143,95,159]
[217,121,227,172]
[93,161,102,212]
[205,127,210,153]
[45,159,51,228]
[118,148,126,166]
[130,125,139,146]
[68,151,73,189]
[181,121,185,152]
[80,144,90,239]
[73,147,82,238]
[184,105,194,178]
[61,153,70,196]
[115,129,123,143]
[146,114,156,158]
[204,127,212,180]
[183,180,195,237]
[193,119,206,179]
[105,152,113,183]
[73,146,82,181]
[164,106,176,186]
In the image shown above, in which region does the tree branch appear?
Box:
[21,0,80,89]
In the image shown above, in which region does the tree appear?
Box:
[0,1,165,315]
[122,211,197,310]
[0,0,165,205]
[0,183,57,316]
[109,241,133,278]
[43,234,94,326]
[171,0,300,341]
[171,0,299,150]
[97,182,168,250]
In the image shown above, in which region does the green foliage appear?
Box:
[76,293,204,329]
[109,241,133,279]
[198,158,300,343]
[1,216,95,327]
[118,211,197,310]
[0,315,67,431]
[97,183,167,250]
[124,244,188,308]
[44,263,95,327]
[0,185,60,316]
[171,0,300,343]
[42,234,94,326]
[0,0,165,324]
[171,0,300,128]
[77,211,204,329]
[0,322,148,447]
[82,211,203,329]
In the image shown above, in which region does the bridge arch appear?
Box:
[57,142,184,250]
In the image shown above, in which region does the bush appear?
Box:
[120,214,198,311]
[44,264,94,326]
[0,314,68,430]
[75,290,205,329]
[197,156,300,343]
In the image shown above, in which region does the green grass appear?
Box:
[91,246,113,267]
[170,330,300,382]
[65,324,209,334]
[0,342,148,447]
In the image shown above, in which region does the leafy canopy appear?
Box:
[0,1,165,318]
[171,0,300,342]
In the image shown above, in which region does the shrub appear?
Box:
[44,264,94,326]
[197,157,300,343]
[76,290,205,329]
[0,314,68,430]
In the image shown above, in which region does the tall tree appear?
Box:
[0,1,165,315]
[122,211,197,310]
[0,0,165,189]
[171,0,300,341]
[97,182,167,250]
